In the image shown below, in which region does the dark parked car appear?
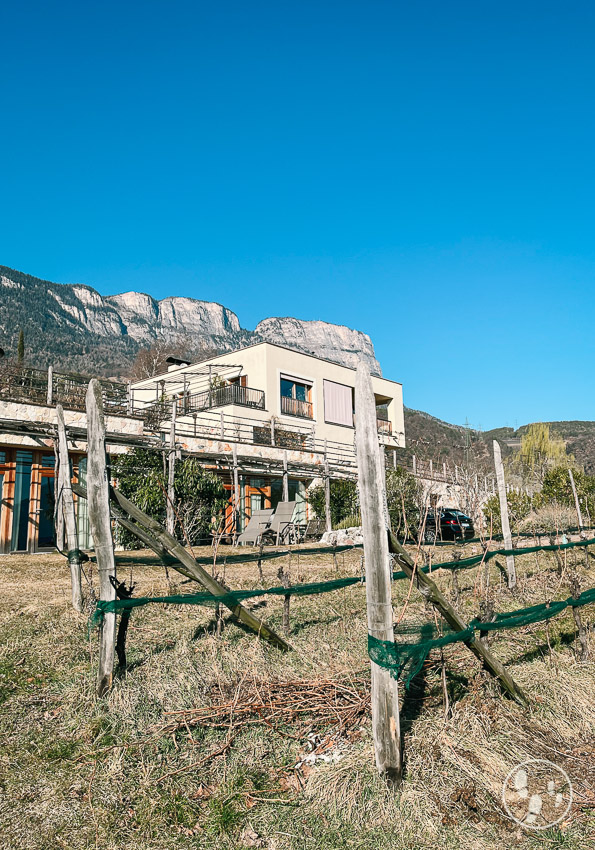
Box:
[422,508,474,543]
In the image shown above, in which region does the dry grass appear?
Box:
[1,540,595,849]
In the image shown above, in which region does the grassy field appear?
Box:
[1,540,595,849]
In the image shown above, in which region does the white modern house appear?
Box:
[0,342,405,550]
[130,342,405,531]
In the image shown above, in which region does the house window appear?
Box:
[323,380,354,427]
[280,375,313,419]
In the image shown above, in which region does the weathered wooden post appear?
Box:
[86,379,117,697]
[166,399,177,536]
[568,469,584,530]
[324,440,332,533]
[46,365,53,406]
[493,440,516,588]
[56,405,83,612]
[283,451,289,502]
[232,444,240,542]
[355,362,401,783]
[387,530,528,706]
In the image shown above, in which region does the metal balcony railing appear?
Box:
[280,395,314,419]
[0,363,131,415]
[184,384,265,413]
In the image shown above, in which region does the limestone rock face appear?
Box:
[254,317,381,375]
[157,297,241,337]
[0,265,382,377]
[102,292,241,343]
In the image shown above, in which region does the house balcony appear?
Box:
[377,418,392,436]
[280,395,314,419]
[184,384,266,413]
[0,362,132,416]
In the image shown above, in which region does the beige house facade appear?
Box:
[0,343,406,550]
[130,341,404,451]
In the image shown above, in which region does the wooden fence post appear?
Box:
[324,456,332,533]
[86,379,117,697]
[387,530,528,706]
[232,444,239,542]
[103,484,290,650]
[283,451,289,502]
[47,365,53,406]
[493,440,516,588]
[166,399,177,536]
[355,362,401,783]
[56,404,83,612]
[568,469,584,530]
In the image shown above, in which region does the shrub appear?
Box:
[482,491,533,535]
[519,503,576,535]
[111,448,227,548]
[308,479,358,528]
[385,466,423,540]
[334,514,361,530]
[540,465,595,521]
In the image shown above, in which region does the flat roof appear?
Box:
[147,340,402,388]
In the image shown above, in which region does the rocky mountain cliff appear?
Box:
[0,266,381,376]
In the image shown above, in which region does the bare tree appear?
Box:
[128,336,221,380]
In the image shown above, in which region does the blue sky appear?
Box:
[1,1,594,429]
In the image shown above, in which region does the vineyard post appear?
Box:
[355,362,402,783]
[86,379,117,696]
[493,440,516,588]
[56,404,83,612]
[166,399,177,536]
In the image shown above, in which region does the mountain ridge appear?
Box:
[402,408,595,475]
[0,266,380,376]
[3,265,595,474]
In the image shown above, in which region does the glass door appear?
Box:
[37,456,56,549]
[11,451,33,552]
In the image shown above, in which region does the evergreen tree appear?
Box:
[17,328,24,363]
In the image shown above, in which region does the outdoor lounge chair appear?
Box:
[261,501,297,545]
[301,516,325,542]
[236,508,273,546]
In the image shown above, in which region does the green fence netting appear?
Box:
[90,534,595,633]
[369,584,595,687]
[89,574,366,629]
